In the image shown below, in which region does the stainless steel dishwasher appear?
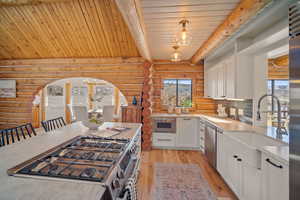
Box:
[204,122,221,169]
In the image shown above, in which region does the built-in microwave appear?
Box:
[153,118,176,133]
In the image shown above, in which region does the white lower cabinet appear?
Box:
[261,153,289,200]
[176,118,199,148]
[152,133,176,147]
[152,117,199,149]
[217,133,261,200]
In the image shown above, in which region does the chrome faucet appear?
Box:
[257,94,288,135]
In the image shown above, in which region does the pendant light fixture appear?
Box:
[171,45,182,62]
[176,19,192,46]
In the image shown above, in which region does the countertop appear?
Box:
[0,122,142,200]
[151,113,289,163]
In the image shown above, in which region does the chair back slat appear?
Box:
[20,127,26,139]
[0,130,4,146]
[15,128,20,141]
[0,123,36,147]
[5,130,9,145]
[41,117,66,132]
[25,126,31,137]
[30,124,37,136]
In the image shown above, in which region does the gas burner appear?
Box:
[81,168,96,178]
[14,135,131,183]
[80,152,95,160]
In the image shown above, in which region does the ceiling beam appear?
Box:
[191,0,272,64]
[0,0,70,6]
[115,0,152,61]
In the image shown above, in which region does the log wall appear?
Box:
[268,55,289,80]
[0,57,145,129]
[152,63,216,114]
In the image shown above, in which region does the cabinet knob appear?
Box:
[233,155,238,158]
[237,158,242,162]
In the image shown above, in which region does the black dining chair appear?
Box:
[0,123,37,147]
[41,117,66,132]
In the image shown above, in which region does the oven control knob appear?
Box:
[112,179,120,189]
[117,170,125,179]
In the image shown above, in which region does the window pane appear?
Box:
[267,80,273,111]
[177,79,192,107]
[162,79,177,106]
[274,80,289,111]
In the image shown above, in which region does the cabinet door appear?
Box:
[241,161,261,200]
[261,154,289,200]
[222,135,242,196]
[206,68,214,98]
[225,56,235,98]
[217,133,227,175]
[176,118,198,147]
[217,65,226,98]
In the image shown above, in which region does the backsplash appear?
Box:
[215,99,253,124]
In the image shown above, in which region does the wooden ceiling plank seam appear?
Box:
[13,5,56,58]
[91,0,118,57]
[109,0,132,56]
[112,0,134,56]
[0,8,29,59]
[31,4,67,57]
[0,7,41,58]
[0,27,22,59]
[84,0,110,57]
[93,0,117,57]
[76,0,102,57]
[68,0,95,57]
[16,5,57,57]
[40,3,74,57]
[61,0,87,57]
[102,0,123,57]
[50,2,80,57]
[103,0,130,57]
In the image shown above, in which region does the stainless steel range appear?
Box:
[7,134,141,200]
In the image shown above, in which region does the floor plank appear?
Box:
[137,149,237,200]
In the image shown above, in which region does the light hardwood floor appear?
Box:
[137,149,237,200]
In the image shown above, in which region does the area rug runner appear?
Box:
[151,163,217,200]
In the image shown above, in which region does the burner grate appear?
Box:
[10,136,130,183]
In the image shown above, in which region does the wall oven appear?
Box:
[153,118,176,133]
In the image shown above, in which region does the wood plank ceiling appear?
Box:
[140,0,240,60]
[0,0,140,59]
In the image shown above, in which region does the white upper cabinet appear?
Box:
[217,63,226,98]
[205,53,253,99]
[225,55,235,99]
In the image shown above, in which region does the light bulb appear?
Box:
[181,30,187,41]
[174,52,178,59]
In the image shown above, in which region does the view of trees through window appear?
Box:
[267,80,289,128]
[162,79,192,107]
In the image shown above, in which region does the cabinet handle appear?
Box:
[237,158,242,162]
[266,158,283,169]
[221,96,226,98]
[183,118,191,120]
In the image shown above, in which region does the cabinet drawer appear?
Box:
[153,133,176,147]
